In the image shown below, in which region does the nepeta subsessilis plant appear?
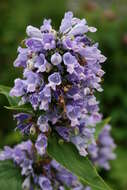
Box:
[0,12,116,190]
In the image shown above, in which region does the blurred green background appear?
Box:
[0,0,127,189]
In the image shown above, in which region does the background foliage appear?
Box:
[0,0,127,189]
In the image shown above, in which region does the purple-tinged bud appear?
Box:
[51,52,62,65]
[26,25,42,38]
[68,19,88,36]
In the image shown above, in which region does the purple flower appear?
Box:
[85,187,91,190]
[10,78,26,97]
[23,70,42,92]
[38,176,52,190]
[26,38,43,52]
[29,92,39,110]
[47,108,60,124]
[0,140,93,190]
[0,140,34,176]
[48,72,61,90]
[59,11,73,33]
[71,135,88,156]
[14,113,31,123]
[66,105,81,126]
[63,52,78,74]
[68,19,88,36]
[14,47,30,68]
[6,11,115,189]
[26,25,42,38]
[0,146,13,160]
[42,33,56,50]
[55,126,71,141]
[14,113,32,134]
[88,125,116,170]
[41,19,52,32]
[35,134,47,156]
[51,52,62,65]
[39,85,51,110]
[34,53,48,73]
[37,115,49,132]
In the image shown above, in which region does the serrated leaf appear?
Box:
[0,160,22,190]
[47,133,112,190]
[5,104,33,114]
[0,85,20,106]
[94,117,111,140]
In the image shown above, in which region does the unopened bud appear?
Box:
[58,139,64,145]
[30,125,36,135]
[27,59,34,70]
[46,63,52,73]
[74,127,79,135]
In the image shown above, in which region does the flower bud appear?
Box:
[51,53,62,65]
[26,25,42,38]
[30,125,36,135]
[27,59,34,70]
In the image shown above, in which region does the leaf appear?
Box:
[0,160,22,190]
[3,131,23,146]
[5,104,33,113]
[0,85,20,106]
[94,117,111,140]
[109,147,127,190]
[0,85,33,113]
[47,133,112,190]
[64,185,71,190]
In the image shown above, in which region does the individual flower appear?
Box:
[51,52,62,66]
[39,85,51,110]
[14,113,33,134]
[37,115,49,132]
[34,53,48,73]
[35,134,48,156]
[48,72,61,90]
[23,70,42,93]
[63,52,78,74]
[10,79,26,97]
[38,176,52,190]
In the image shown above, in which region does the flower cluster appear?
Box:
[0,12,115,189]
[0,140,88,190]
[10,11,106,156]
[88,125,116,170]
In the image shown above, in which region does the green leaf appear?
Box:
[47,133,112,190]
[94,117,111,140]
[3,131,23,146]
[0,85,20,106]
[109,147,127,190]
[64,185,71,190]
[0,85,33,113]
[0,160,23,190]
[5,104,33,113]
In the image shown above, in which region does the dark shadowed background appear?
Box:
[0,0,127,189]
